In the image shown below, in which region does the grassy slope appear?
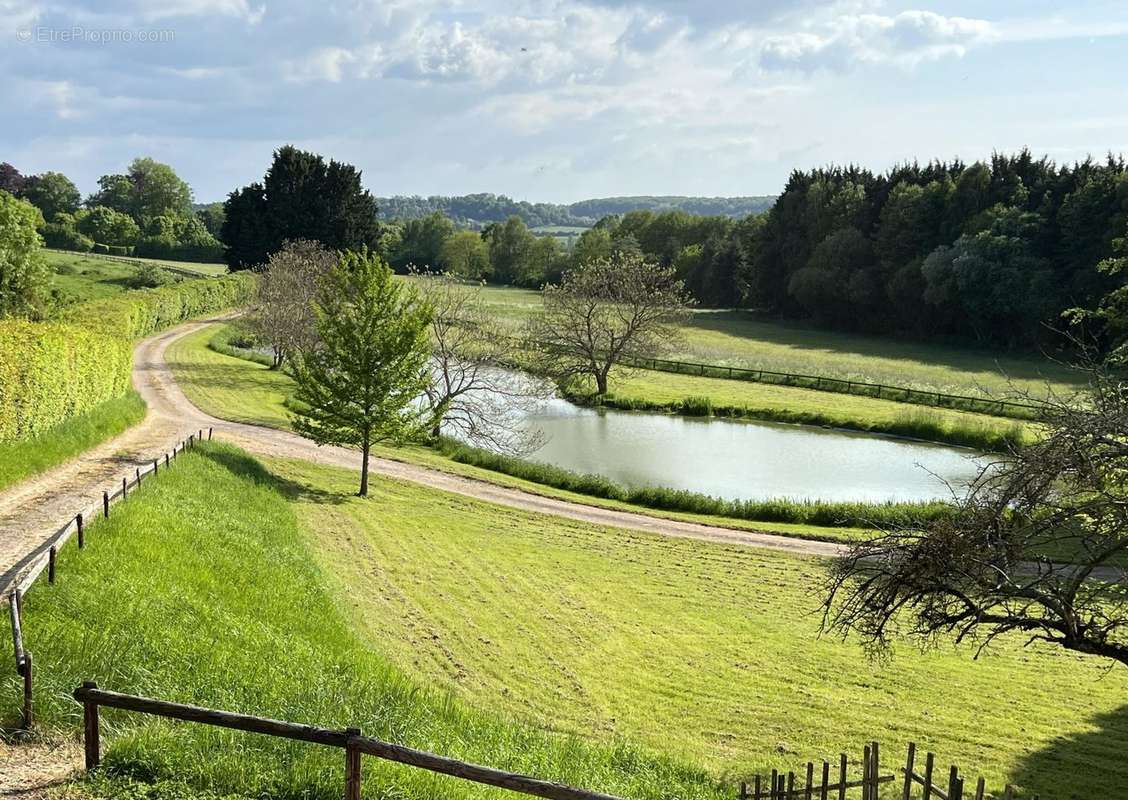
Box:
[445,282,1080,399]
[0,392,146,492]
[285,455,1128,798]
[12,442,721,800]
[165,325,875,542]
[13,443,1125,799]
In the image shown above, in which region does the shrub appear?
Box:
[125,263,176,290]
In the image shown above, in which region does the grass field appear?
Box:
[595,370,1031,451]
[44,250,227,308]
[45,248,227,276]
[12,443,1127,799]
[445,282,1081,400]
[0,392,146,491]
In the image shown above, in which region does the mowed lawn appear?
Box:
[445,281,1080,399]
[276,454,1128,797]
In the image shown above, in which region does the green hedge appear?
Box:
[0,274,255,442]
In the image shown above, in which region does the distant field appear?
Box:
[43,249,226,306]
[448,282,1080,399]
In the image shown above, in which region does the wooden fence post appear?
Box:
[740,780,748,800]
[862,744,871,800]
[77,512,84,548]
[122,477,127,499]
[771,770,778,800]
[103,491,110,519]
[153,458,158,475]
[165,453,170,468]
[48,547,56,583]
[136,467,141,486]
[208,427,213,440]
[805,762,814,800]
[82,681,100,769]
[344,728,362,800]
[974,777,985,800]
[923,752,935,799]
[903,742,915,800]
[22,650,32,729]
[872,742,880,800]
[837,754,846,800]
[820,761,829,800]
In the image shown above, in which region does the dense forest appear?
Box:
[375,193,775,228]
[595,151,1128,351]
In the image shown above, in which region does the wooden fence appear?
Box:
[739,742,1039,800]
[73,683,624,800]
[497,329,1043,420]
[616,355,1042,420]
[3,427,213,729]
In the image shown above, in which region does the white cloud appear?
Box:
[759,10,993,72]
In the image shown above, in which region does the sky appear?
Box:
[3,0,1128,204]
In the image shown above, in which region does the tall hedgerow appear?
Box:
[0,273,256,442]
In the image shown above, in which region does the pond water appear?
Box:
[462,371,987,503]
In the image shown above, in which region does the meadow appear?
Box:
[446,282,1081,400]
[10,442,1127,799]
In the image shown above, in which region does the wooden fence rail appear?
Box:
[73,683,625,800]
[3,427,213,729]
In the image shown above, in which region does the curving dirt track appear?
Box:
[0,316,844,593]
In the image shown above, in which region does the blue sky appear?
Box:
[3,0,1128,203]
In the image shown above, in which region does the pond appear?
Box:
[460,371,987,503]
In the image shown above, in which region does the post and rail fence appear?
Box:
[73,683,625,800]
[3,427,213,729]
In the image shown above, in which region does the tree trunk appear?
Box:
[431,424,441,439]
[358,438,370,497]
[595,371,609,395]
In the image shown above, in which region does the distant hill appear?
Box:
[375,193,775,228]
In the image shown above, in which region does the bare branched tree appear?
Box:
[416,274,550,455]
[251,239,337,368]
[528,252,693,395]
[822,366,1128,666]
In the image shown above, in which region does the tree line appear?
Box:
[375,192,775,228]
[0,159,224,263]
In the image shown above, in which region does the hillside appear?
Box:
[375,193,776,228]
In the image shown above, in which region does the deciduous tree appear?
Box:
[416,274,548,452]
[289,251,432,497]
[822,366,1128,667]
[529,252,693,395]
[251,239,337,368]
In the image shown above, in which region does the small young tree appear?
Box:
[821,366,1128,667]
[289,250,433,497]
[529,252,693,395]
[252,239,337,368]
[416,274,549,453]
